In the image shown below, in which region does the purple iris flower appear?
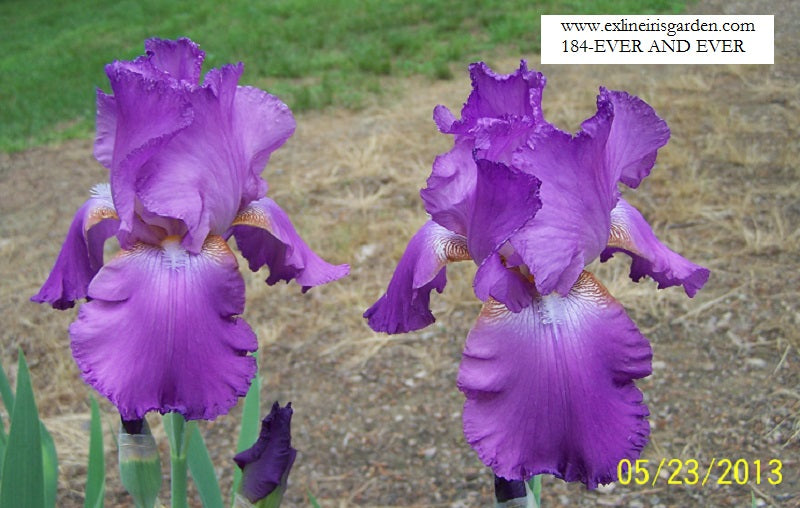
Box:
[32,38,348,421]
[364,61,709,488]
[234,402,297,504]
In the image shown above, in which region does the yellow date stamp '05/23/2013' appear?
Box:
[617,458,783,487]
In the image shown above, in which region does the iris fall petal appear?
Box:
[458,271,652,487]
[31,185,119,309]
[602,198,710,296]
[364,221,470,334]
[231,197,349,291]
[70,236,257,420]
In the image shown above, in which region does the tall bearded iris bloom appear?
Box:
[365,61,709,488]
[32,38,348,421]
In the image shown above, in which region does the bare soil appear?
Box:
[1,0,798,506]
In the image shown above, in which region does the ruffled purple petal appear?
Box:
[473,253,536,313]
[231,197,348,291]
[98,40,295,253]
[510,118,618,296]
[111,38,206,86]
[69,236,257,420]
[364,221,470,334]
[433,104,457,133]
[458,271,652,488]
[424,61,546,236]
[234,401,297,503]
[31,185,119,309]
[93,92,117,170]
[581,88,670,189]
[136,69,295,251]
[468,159,541,264]
[420,139,476,236]
[447,61,546,134]
[473,117,538,165]
[232,86,295,201]
[144,38,205,84]
[132,63,249,251]
[100,65,194,248]
[602,198,710,297]
[466,159,541,310]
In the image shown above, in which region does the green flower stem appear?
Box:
[164,413,190,508]
[233,493,252,507]
[526,475,542,508]
[233,491,283,508]
[171,450,187,508]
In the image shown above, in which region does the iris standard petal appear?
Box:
[602,198,710,297]
[364,220,470,334]
[473,116,538,165]
[110,37,205,86]
[467,159,540,310]
[473,253,536,313]
[468,159,541,264]
[144,37,205,84]
[232,85,296,202]
[31,184,119,309]
[100,42,295,254]
[100,65,194,249]
[134,63,247,252]
[510,119,618,296]
[420,139,476,236]
[431,59,545,137]
[69,235,257,420]
[134,65,295,252]
[231,197,349,291]
[433,104,457,133]
[454,60,546,133]
[581,88,670,189]
[458,271,652,488]
[93,91,118,170]
[423,61,546,236]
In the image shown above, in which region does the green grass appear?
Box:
[0,0,687,152]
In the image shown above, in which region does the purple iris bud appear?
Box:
[31,38,348,421]
[234,402,297,504]
[365,61,709,488]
